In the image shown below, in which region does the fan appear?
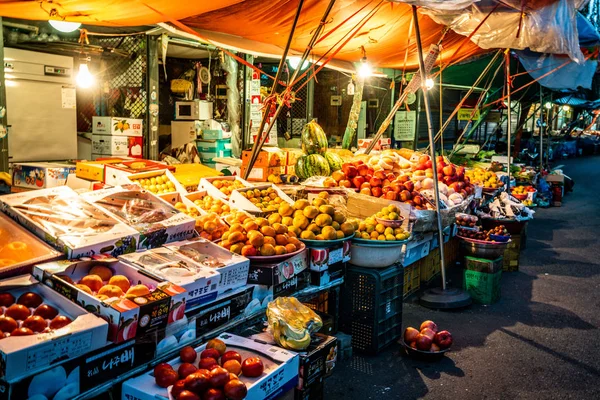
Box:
[199,67,211,84]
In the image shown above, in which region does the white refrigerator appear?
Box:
[4,48,77,162]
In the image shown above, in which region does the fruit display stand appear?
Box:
[0,212,62,278]
[229,184,294,215]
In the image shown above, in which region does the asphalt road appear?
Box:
[325,156,600,400]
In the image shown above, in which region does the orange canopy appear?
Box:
[0,0,563,70]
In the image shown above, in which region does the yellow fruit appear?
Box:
[394,228,404,235]
[366,223,375,233]
[358,221,366,232]
[333,212,346,224]
[261,226,277,237]
[278,203,294,217]
[303,206,319,219]
[255,218,269,227]
[248,231,265,247]
[385,234,396,241]
[315,234,325,240]
[293,215,309,230]
[361,232,370,240]
[282,216,294,226]
[336,230,345,239]
[307,223,320,234]
[318,205,335,216]
[396,233,407,240]
[375,224,385,234]
[230,243,244,254]
[312,198,327,207]
[272,223,288,234]
[229,223,244,233]
[340,222,356,237]
[288,237,302,248]
[275,234,289,246]
[293,199,310,210]
[274,245,287,255]
[260,244,276,256]
[384,227,394,236]
[285,243,297,253]
[243,220,259,232]
[263,236,276,246]
[370,231,379,239]
[290,226,302,237]
[321,226,337,240]
[315,214,333,227]
[300,231,316,240]
[268,213,282,225]
[378,235,386,241]
[318,191,329,199]
[228,231,245,244]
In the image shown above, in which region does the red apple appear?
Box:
[22,315,48,333]
[431,343,441,352]
[154,363,173,376]
[171,380,187,398]
[367,167,375,176]
[425,160,432,169]
[369,177,382,187]
[0,293,15,307]
[352,176,366,188]
[221,351,242,365]
[180,346,198,363]
[404,327,420,343]
[11,327,34,336]
[420,320,438,333]
[442,175,456,185]
[449,182,461,192]
[374,170,386,180]
[398,175,410,183]
[178,363,198,379]
[419,155,430,164]
[34,304,59,320]
[355,160,365,165]
[404,181,414,192]
[198,357,218,370]
[420,327,436,340]
[442,165,456,177]
[386,172,396,181]
[371,187,383,198]
[385,191,398,201]
[399,190,412,202]
[184,370,211,393]
[241,357,264,377]
[203,388,225,400]
[410,341,417,349]
[415,334,433,351]
[357,164,369,176]
[390,182,402,193]
[5,304,30,321]
[155,367,179,388]
[434,330,453,349]
[209,367,230,387]
[178,390,201,400]
[360,188,371,196]
[0,316,18,333]
[460,189,468,198]
[17,292,43,308]
[365,174,373,183]
[50,315,72,330]
[200,348,221,360]
[382,186,392,195]
[410,191,420,200]
[224,379,248,400]
[339,180,352,188]
[413,196,423,206]
[382,179,391,187]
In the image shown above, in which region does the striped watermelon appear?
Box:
[301,120,328,155]
[295,156,309,179]
[324,152,343,172]
[304,154,330,177]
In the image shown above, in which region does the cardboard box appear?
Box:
[65,173,103,191]
[0,274,108,382]
[310,262,345,286]
[464,256,503,273]
[198,175,251,200]
[92,116,143,137]
[11,162,75,190]
[242,148,286,168]
[75,158,128,181]
[92,135,143,158]
[214,160,242,177]
[0,186,140,259]
[33,256,187,343]
[122,332,300,400]
[545,173,565,184]
[80,185,196,250]
[281,148,305,166]
[296,334,337,390]
[251,270,311,303]
[229,184,294,214]
[464,269,501,305]
[119,247,220,310]
[122,169,186,197]
[241,165,285,182]
[308,242,351,271]
[166,238,250,294]
[357,137,391,151]
[247,250,308,286]
[103,159,175,186]
[503,234,521,271]
[401,233,433,267]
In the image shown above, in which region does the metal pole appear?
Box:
[439,56,444,154]
[0,18,8,172]
[539,87,544,171]
[505,50,512,188]
[412,6,447,290]
[546,93,552,166]
[146,35,160,161]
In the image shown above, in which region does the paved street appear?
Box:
[326,156,600,399]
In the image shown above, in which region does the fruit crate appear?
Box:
[340,263,404,354]
[403,261,421,298]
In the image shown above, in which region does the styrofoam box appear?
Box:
[80,185,196,250]
[0,186,140,259]
[0,274,108,381]
[92,116,143,137]
[119,247,220,310]
[91,135,143,158]
[165,238,250,294]
[198,175,252,200]
[122,332,299,400]
[33,256,187,344]
[229,184,294,214]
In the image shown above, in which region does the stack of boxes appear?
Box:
[463,256,503,305]
[241,147,286,182]
[196,120,233,167]
[91,117,143,160]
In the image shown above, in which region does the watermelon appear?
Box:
[304,154,331,177]
[301,120,328,155]
[324,152,343,172]
[295,156,309,179]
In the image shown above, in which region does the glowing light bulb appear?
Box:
[76,63,94,88]
[288,57,309,70]
[562,105,570,111]
[358,61,372,78]
[544,102,552,109]
[425,78,434,90]
[49,20,81,33]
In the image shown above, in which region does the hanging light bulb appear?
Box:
[76,63,94,88]
[544,102,552,109]
[49,20,81,33]
[358,57,372,78]
[425,78,434,90]
[288,56,309,70]
[562,105,570,111]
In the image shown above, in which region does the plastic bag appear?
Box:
[266,297,322,351]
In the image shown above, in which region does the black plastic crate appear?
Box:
[340,263,404,354]
[303,287,340,334]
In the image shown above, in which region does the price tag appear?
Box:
[328,247,343,265]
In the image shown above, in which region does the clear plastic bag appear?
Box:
[266,297,322,351]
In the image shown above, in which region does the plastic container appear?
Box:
[349,237,411,268]
[341,263,404,354]
[459,237,510,259]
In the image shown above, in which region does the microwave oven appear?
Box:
[175,100,213,120]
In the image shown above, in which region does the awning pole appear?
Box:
[539,87,544,171]
[506,50,512,187]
